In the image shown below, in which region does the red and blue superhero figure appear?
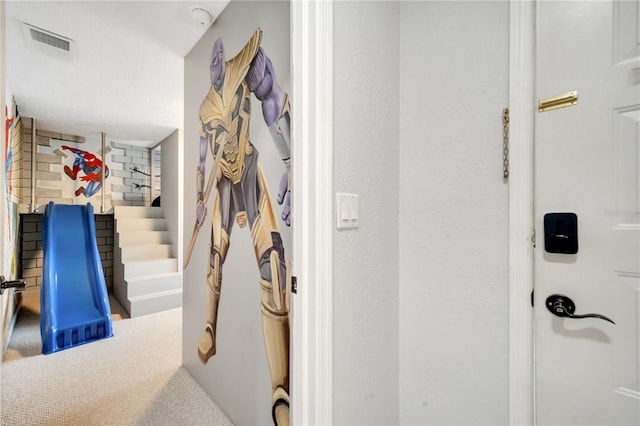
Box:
[61,145,109,197]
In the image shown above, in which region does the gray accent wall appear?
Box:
[398,2,509,424]
[333,1,509,424]
[333,2,400,425]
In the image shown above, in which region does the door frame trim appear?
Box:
[291,1,334,424]
[508,1,535,425]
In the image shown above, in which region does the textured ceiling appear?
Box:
[5,1,229,147]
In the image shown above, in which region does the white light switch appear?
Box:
[336,193,359,230]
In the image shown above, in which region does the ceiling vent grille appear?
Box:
[29,27,70,51]
[22,23,75,62]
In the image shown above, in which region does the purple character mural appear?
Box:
[61,145,109,197]
[184,28,291,425]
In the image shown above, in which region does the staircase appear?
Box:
[113,206,182,317]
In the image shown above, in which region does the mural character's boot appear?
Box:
[197,323,216,364]
[198,251,222,364]
[75,186,85,196]
[272,387,290,426]
[198,221,228,364]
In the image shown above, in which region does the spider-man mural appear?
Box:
[61,145,109,197]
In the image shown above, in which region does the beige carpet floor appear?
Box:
[1,288,233,426]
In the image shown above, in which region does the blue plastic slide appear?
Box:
[41,202,113,354]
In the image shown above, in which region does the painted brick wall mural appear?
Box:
[20,213,114,288]
[109,142,152,207]
[12,117,161,288]
[13,119,160,211]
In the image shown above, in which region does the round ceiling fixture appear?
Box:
[191,7,212,27]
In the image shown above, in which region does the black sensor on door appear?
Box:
[544,212,578,254]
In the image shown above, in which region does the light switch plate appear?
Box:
[336,193,359,230]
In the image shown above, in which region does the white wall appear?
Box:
[398,1,510,424]
[159,129,183,264]
[182,2,290,425]
[333,2,400,424]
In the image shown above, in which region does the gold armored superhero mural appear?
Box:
[184,28,291,426]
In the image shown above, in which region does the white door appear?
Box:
[535,0,640,424]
